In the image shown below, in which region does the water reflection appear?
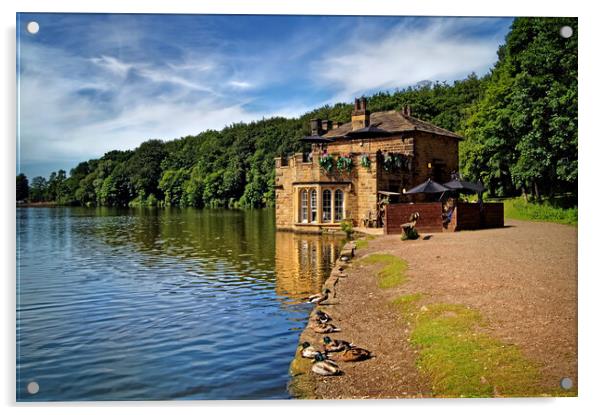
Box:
[17,207,342,400]
[274,232,340,300]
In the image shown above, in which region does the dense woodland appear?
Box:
[17,17,577,208]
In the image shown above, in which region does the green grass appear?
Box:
[355,239,369,250]
[502,197,577,226]
[390,299,575,397]
[361,253,408,288]
[391,293,423,316]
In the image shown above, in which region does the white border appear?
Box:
[2,1,600,414]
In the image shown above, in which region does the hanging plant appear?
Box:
[383,153,394,172]
[360,154,371,169]
[319,153,334,172]
[383,153,409,172]
[337,154,353,173]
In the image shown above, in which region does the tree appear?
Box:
[159,169,190,206]
[29,176,47,202]
[461,17,577,198]
[126,139,167,203]
[16,174,29,201]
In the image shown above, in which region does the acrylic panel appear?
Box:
[16,13,578,401]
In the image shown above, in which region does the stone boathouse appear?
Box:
[274,97,462,232]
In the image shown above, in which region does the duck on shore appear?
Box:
[299,342,322,359]
[312,310,332,324]
[306,288,331,304]
[311,352,342,376]
[332,347,372,362]
[311,322,341,334]
[322,336,354,352]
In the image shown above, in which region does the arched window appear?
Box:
[310,189,318,223]
[334,189,344,222]
[322,189,332,222]
[300,189,308,223]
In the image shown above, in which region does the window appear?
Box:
[300,190,308,223]
[322,190,332,222]
[310,189,318,223]
[334,189,344,221]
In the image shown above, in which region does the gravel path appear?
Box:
[304,219,577,398]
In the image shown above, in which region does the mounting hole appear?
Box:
[26,21,40,35]
[560,26,573,39]
[27,381,39,395]
[560,377,573,390]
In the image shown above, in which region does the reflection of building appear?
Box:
[274,232,339,299]
[275,97,461,232]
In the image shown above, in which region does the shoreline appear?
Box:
[288,220,577,399]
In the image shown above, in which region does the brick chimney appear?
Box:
[402,105,412,117]
[321,119,332,132]
[310,118,324,136]
[351,97,370,131]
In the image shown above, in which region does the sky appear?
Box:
[17,14,513,178]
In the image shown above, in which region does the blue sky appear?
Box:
[17,14,512,178]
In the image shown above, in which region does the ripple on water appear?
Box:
[16,207,341,400]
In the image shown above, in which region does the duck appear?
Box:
[306,288,331,304]
[311,322,341,334]
[333,347,372,362]
[298,341,321,359]
[313,310,331,324]
[322,336,354,352]
[311,352,342,376]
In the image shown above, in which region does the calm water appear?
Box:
[16,207,342,400]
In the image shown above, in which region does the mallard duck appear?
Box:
[306,288,330,304]
[322,336,354,352]
[312,322,341,333]
[299,341,321,359]
[334,347,372,362]
[313,310,331,324]
[311,352,342,376]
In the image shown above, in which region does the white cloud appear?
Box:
[228,80,253,89]
[89,55,133,77]
[314,18,504,101]
[18,43,265,172]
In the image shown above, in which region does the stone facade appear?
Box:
[275,101,461,232]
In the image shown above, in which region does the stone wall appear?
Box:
[275,131,460,232]
[412,132,460,184]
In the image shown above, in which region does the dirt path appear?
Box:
[292,219,577,398]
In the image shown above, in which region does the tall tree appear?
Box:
[461,17,577,197]
[16,173,29,201]
[29,176,48,202]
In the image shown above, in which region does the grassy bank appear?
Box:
[501,197,577,226]
[361,253,408,288]
[391,295,575,397]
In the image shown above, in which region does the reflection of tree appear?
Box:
[80,207,341,297]
[274,232,341,300]
[86,207,275,270]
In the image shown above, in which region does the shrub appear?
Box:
[340,219,354,238]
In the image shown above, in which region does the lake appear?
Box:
[16,207,342,400]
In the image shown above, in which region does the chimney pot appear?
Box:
[321,119,332,132]
[351,97,371,131]
[360,97,367,111]
[310,118,323,136]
